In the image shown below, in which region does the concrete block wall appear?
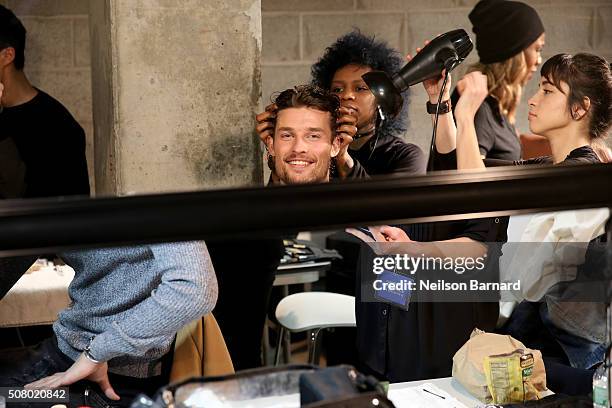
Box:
[262,0,612,155]
[1,0,94,191]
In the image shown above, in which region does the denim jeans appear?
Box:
[504,301,605,369]
[0,336,169,408]
[501,301,600,396]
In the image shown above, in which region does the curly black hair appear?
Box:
[310,30,410,136]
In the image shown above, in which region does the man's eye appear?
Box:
[307,134,321,140]
[280,133,292,139]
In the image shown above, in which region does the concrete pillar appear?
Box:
[90,0,262,195]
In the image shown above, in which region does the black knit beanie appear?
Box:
[469,0,545,64]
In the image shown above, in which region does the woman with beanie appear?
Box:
[450,0,546,161]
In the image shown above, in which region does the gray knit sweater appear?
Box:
[53,241,218,378]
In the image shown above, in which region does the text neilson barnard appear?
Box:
[373,279,521,291]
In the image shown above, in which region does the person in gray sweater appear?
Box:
[0,240,218,406]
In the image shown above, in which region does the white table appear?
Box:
[273,261,330,288]
[187,376,554,407]
[389,377,482,407]
[183,377,484,408]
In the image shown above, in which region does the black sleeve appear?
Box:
[484,157,551,167]
[345,158,370,179]
[32,119,90,198]
[55,122,90,196]
[431,149,457,171]
[483,158,516,167]
[473,104,496,157]
[451,89,495,157]
[455,218,506,243]
[46,99,90,197]
[431,151,523,169]
[391,143,427,175]
[0,138,27,198]
[344,143,426,179]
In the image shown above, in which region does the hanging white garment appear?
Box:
[501,207,609,302]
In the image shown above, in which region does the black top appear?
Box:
[433,144,602,170]
[451,91,521,161]
[207,237,285,370]
[343,133,427,178]
[355,218,504,382]
[355,141,506,382]
[485,145,602,167]
[0,90,90,198]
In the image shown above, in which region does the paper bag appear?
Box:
[452,328,547,403]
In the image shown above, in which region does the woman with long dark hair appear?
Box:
[454,53,611,168]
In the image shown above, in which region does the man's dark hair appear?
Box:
[310,30,409,136]
[0,5,26,70]
[272,84,340,138]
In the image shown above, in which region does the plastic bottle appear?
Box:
[593,363,609,408]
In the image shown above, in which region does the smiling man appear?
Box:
[265,85,342,184]
[208,85,351,372]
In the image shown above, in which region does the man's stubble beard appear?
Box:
[277,156,332,185]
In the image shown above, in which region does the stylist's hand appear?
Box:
[379,226,413,243]
[255,103,277,144]
[406,39,452,103]
[347,226,417,256]
[257,103,279,182]
[25,353,120,401]
[454,71,488,122]
[334,106,358,178]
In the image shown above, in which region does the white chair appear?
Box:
[274,291,356,365]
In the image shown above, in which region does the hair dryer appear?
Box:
[362,29,473,117]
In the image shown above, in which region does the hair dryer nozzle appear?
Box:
[362,71,404,118]
[446,28,473,62]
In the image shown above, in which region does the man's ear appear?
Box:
[572,97,590,120]
[330,135,341,158]
[265,134,275,156]
[0,47,15,68]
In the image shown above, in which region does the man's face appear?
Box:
[267,106,340,185]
